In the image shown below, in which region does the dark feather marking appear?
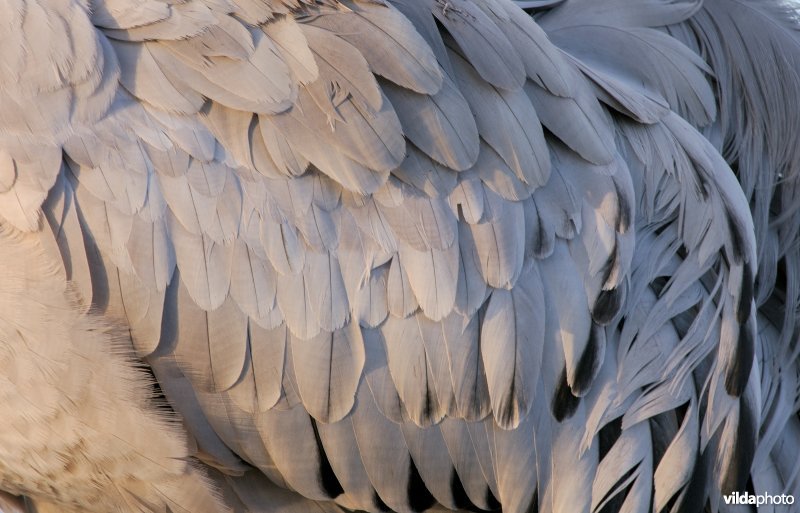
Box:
[407,459,436,512]
[424,374,435,422]
[154,268,181,356]
[649,413,673,471]
[600,244,618,289]
[530,200,549,258]
[742,479,758,513]
[552,367,580,422]
[571,323,603,396]
[598,417,622,462]
[614,180,631,233]
[450,469,480,512]
[673,444,708,513]
[736,264,753,323]
[596,464,639,513]
[525,489,538,513]
[661,490,680,513]
[310,419,344,499]
[721,398,757,495]
[485,487,501,511]
[535,212,548,257]
[449,470,498,512]
[374,491,392,512]
[592,287,622,325]
[727,212,745,264]
[674,402,689,427]
[497,391,518,430]
[725,319,754,396]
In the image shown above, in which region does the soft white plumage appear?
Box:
[0,0,798,512]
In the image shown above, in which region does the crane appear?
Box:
[0,0,797,511]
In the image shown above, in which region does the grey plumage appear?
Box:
[0,0,798,512]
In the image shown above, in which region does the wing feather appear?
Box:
[307,2,443,94]
[449,48,550,188]
[350,382,414,512]
[168,214,233,310]
[429,0,525,90]
[398,241,459,322]
[382,313,446,426]
[383,76,479,171]
[443,312,491,421]
[289,322,364,423]
[480,262,544,429]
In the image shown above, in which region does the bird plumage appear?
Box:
[0,0,798,512]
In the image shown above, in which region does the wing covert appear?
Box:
[3,0,797,512]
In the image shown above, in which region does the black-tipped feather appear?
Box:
[310,419,344,499]
[552,367,580,422]
[570,323,604,396]
[407,459,436,512]
[592,288,622,325]
[736,264,753,324]
[725,320,754,397]
[720,399,757,495]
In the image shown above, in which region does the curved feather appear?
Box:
[3,1,800,513]
[290,322,364,423]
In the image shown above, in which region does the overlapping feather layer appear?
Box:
[0,0,798,512]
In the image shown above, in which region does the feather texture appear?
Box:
[1,1,798,512]
[289,322,365,423]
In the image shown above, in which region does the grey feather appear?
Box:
[289,322,364,423]
[382,312,446,426]
[383,76,479,171]
[307,2,443,95]
[449,48,550,188]
[481,261,544,429]
[350,381,414,512]
[4,1,800,512]
[398,241,459,322]
[429,0,526,90]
